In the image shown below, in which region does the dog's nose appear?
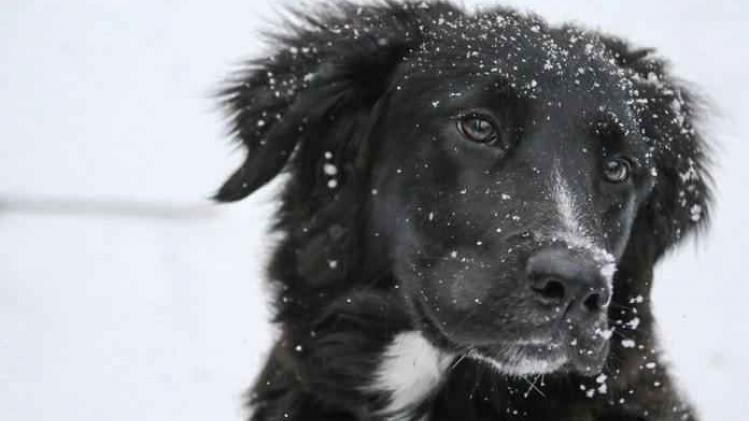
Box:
[525,248,611,315]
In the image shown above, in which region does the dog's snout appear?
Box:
[526,248,611,315]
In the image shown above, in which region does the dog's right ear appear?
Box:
[213,3,439,202]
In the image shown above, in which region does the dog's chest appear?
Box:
[367,331,453,421]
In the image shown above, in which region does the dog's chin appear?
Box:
[468,338,610,376]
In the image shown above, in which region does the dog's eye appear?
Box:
[457,115,499,144]
[603,157,632,183]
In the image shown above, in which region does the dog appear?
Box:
[214,1,711,420]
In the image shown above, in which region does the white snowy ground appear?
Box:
[0,1,746,420]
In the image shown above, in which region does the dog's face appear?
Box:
[215,4,709,379]
[368,85,652,375]
[367,31,662,375]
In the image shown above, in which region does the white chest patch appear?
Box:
[368,331,453,421]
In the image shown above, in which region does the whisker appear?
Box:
[521,373,547,398]
[609,301,637,312]
[450,348,471,370]
[610,329,633,341]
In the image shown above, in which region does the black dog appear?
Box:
[215,2,711,420]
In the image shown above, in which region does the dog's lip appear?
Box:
[412,295,565,351]
[472,338,566,362]
[412,294,604,343]
[468,342,569,375]
[475,339,562,351]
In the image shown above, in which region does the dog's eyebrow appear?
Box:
[487,77,533,102]
[588,112,631,147]
[439,76,529,112]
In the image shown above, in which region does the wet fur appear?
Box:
[215,1,711,420]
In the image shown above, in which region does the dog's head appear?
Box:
[216,3,710,376]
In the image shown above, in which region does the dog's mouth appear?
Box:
[411,294,610,376]
[468,335,610,376]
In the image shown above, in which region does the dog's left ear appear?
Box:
[601,37,712,264]
[214,5,427,202]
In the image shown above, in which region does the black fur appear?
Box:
[215,2,711,420]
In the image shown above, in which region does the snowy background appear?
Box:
[1,1,746,420]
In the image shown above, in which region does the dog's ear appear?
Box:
[601,37,712,264]
[214,4,429,202]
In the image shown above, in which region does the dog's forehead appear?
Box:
[388,12,651,155]
[406,12,628,103]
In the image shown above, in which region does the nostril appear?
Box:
[531,277,566,304]
[582,290,609,313]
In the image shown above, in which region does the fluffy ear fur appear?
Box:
[601,36,712,266]
[213,3,442,202]
[214,2,461,290]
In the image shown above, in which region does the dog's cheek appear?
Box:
[600,194,638,258]
[428,252,496,312]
